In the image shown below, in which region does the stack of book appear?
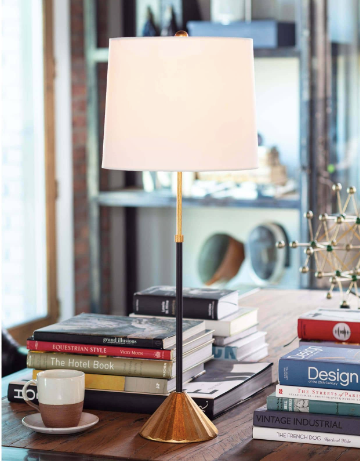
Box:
[253,345,360,448]
[131,286,269,361]
[298,308,360,349]
[10,313,274,419]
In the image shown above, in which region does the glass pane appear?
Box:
[1,0,47,328]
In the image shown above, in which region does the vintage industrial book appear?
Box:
[278,345,360,391]
[253,406,360,436]
[276,384,360,404]
[213,325,258,346]
[12,360,273,419]
[253,426,360,448]
[267,392,360,417]
[27,341,213,378]
[27,329,214,360]
[299,339,360,349]
[213,331,266,360]
[298,308,360,342]
[33,313,204,349]
[130,307,258,337]
[133,286,238,320]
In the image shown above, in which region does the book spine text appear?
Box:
[276,384,360,403]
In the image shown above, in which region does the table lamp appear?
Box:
[102,32,258,443]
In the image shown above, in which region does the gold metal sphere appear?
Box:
[332,183,342,192]
[336,216,344,224]
[326,292,332,299]
[305,247,313,256]
[330,276,337,284]
[346,244,352,251]
[300,266,309,274]
[319,213,328,221]
[175,30,188,37]
[356,268,360,276]
[347,186,356,195]
[290,241,298,249]
[315,271,323,279]
[341,300,350,308]
[331,239,337,246]
[276,241,286,249]
[305,211,313,219]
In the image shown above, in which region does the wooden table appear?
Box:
[2,289,359,461]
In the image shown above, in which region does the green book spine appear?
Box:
[267,393,360,417]
[27,351,173,379]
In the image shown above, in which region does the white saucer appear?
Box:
[22,412,99,434]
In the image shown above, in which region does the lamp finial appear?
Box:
[175,30,188,37]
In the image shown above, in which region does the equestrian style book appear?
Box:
[278,345,360,391]
[267,392,360,417]
[133,286,238,320]
[253,406,360,436]
[32,313,205,349]
[27,330,214,360]
[298,308,360,342]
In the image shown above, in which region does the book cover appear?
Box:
[253,426,360,448]
[253,406,360,435]
[133,286,237,320]
[278,345,360,391]
[213,331,266,360]
[33,313,204,349]
[298,308,360,342]
[213,325,258,346]
[276,384,360,403]
[27,338,173,360]
[27,351,173,378]
[267,392,360,417]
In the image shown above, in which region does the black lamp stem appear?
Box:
[175,171,184,393]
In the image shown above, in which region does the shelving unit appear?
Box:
[83,0,331,313]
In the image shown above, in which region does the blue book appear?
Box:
[278,346,360,391]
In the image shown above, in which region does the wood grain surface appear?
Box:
[2,289,359,460]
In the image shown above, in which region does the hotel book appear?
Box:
[26,330,214,360]
[133,286,238,320]
[252,426,360,448]
[298,308,360,342]
[278,345,360,391]
[33,313,204,349]
[267,392,360,417]
[27,341,213,379]
[253,406,360,436]
[275,384,360,404]
[11,360,273,418]
[130,307,258,337]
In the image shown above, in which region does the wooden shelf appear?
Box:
[97,189,300,209]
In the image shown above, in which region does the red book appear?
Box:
[298,308,360,342]
[27,339,172,360]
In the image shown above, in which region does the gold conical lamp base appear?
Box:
[139,391,218,443]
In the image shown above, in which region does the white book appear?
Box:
[130,307,258,337]
[276,384,360,404]
[253,426,360,448]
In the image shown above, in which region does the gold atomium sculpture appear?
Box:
[277,184,360,308]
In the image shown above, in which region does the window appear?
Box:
[1,0,57,343]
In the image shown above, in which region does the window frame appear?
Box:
[8,0,58,345]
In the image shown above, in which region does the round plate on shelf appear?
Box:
[22,412,99,435]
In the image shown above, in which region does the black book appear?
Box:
[33,313,204,349]
[133,286,238,320]
[9,360,272,419]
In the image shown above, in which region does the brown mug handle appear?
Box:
[22,379,40,411]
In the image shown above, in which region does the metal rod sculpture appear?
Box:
[277,184,360,308]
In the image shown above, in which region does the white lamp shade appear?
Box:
[102,37,258,172]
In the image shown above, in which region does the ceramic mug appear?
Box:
[22,369,85,428]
